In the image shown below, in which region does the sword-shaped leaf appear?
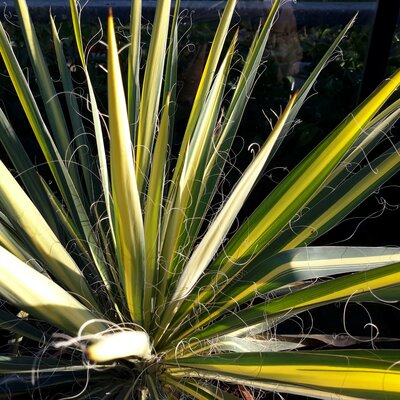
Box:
[0,17,111,295]
[188,262,400,341]
[0,108,59,233]
[108,11,146,325]
[127,0,141,143]
[162,0,180,149]
[161,0,238,251]
[162,374,241,400]
[268,141,400,253]
[0,246,106,335]
[0,161,98,310]
[156,92,298,345]
[14,0,82,195]
[167,350,400,399]
[143,95,170,325]
[0,310,46,342]
[69,0,114,245]
[168,246,400,342]
[50,14,95,205]
[136,0,171,193]
[199,69,400,312]
[155,36,238,321]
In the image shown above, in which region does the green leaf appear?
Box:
[0,161,98,310]
[136,0,172,193]
[268,141,400,253]
[166,365,377,400]
[169,246,400,343]
[0,20,78,224]
[143,95,171,325]
[0,310,46,342]
[0,370,107,398]
[168,0,237,179]
[185,0,280,255]
[162,374,241,400]
[169,93,298,304]
[14,0,80,191]
[108,11,146,324]
[0,216,47,276]
[189,261,400,341]
[0,246,106,335]
[205,69,400,306]
[304,98,400,210]
[161,0,238,255]
[167,350,400,399]
[69,0,115,247]
[50,14,94,205]
[0,356,86,374]
[162,0,180,149]
[158,32,238,304]
[127,0,142,144]
[155,35,238,324]
[0,19,111,294]
[0,108,59,234]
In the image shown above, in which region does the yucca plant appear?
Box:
[1,0,400,398]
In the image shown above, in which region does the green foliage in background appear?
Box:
[0,0,400,399]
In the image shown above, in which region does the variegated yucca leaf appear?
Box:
[0,0,399,399]
[166,350,400,400]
